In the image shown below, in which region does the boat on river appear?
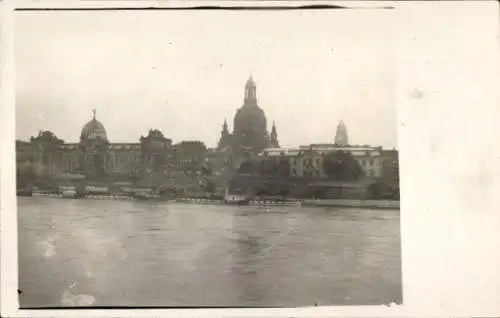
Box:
[224,194,251,205]
[248,199,302,207]
[133,192,160,201]
[61,190,77,198]
[222,187,249,205]
[223,188,302,207]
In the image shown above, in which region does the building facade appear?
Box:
[16,111,173,179]
[259,144,384,179]
[256,121,393,180]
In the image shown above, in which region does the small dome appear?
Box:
[81,112,108,142]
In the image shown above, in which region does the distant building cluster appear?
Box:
[213,76,396,181]
[260,144,384,179]
[16,109,173,178]
[16,76,398,190]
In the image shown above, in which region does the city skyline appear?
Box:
[15,9,396,149]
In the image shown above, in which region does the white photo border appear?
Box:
[2,0,500,317]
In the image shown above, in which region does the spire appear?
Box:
[270,120,279,148]
[218,118,231,150]
[334,120,349,146]
[92,108,96,120]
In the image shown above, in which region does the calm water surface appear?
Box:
[18,197,402,307]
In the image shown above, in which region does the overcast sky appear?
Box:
[15,8,396,148]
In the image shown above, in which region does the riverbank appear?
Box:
[25,192,399,209]
[31,192,137,201]
[302,199,399,209]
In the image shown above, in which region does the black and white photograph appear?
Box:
[13,2,402,309]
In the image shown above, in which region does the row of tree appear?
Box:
[238,158,290,178]
[16,162,58,189]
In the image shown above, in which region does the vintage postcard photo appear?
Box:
[14,3,401,308]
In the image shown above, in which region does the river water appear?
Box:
[17,197,402,308]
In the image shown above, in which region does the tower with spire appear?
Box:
[334,120,349,146]
[269,121,279,148]
[217,118,233,150]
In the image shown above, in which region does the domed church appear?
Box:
[218,76,279,154]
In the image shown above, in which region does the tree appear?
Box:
[259,158,277,177]
[238,159,257,174]
[130,170,141,185]
[368,181,385,199]
[277,159,290,178]
[257,157,290,178]
[201,162,213,176]
[323,150,364,181]
[173,141,208,160]
[17,161,59,189]
[203,179,217,193]
[380,154,400,199]
[17,163,37,187]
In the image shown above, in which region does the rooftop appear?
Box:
[259,144,385,157]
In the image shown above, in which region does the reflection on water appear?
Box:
[18,197,402,307]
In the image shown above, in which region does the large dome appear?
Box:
[232,105,268,152]
[80,111,108,142]
[233,104,267,134]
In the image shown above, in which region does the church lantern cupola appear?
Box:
[244,75,257,104]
